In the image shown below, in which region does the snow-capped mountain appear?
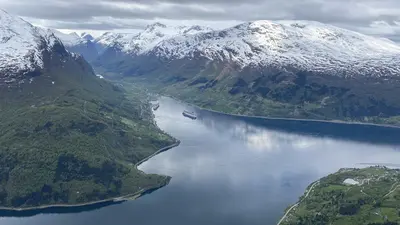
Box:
[0,9,60,83]
[0,9,99,88]
[93,20,400,120]
[95,23,213,56]
[149,20,400,78]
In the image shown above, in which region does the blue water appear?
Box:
[1,97,400,225]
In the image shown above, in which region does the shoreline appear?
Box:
[277,181,320,225]
[135,141,181,168]
[163,95,400,130]
[0,142,180,213]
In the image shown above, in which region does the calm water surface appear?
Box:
[2,97,400,225]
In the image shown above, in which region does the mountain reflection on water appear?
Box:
[1,96,399,225]
[197,107,400,145]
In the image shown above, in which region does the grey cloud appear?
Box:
[3,0,400,22]
[1,0,400,41]
[100,0,269,5]
[46,22,130,30]
[2,1,248,21]
[2,2,143,21]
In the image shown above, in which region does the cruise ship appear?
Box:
[182,110,197,120]
[152,103,160,111]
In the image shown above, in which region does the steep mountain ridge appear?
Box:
[0,9,59,81]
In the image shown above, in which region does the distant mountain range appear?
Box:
[95,23,213,55]
[50,17,400,125]
[51,23,213,62]
[0,9,174,208]
[150,21,400,78]
[57,21,400,78]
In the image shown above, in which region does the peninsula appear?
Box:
[279,167,400,225]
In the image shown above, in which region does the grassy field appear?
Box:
[280,167,400,225]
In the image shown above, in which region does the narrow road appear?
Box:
[384,183,399,198]
[277,181,319,225]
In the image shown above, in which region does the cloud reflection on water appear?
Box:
[144,97,400,189]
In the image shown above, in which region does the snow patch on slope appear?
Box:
[151,20,400,77]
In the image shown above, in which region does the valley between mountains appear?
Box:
[59,20,400,126]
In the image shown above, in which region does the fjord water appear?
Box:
[2,97,400,225]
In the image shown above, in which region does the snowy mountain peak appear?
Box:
[0,9,59,81]
[151,20,400,77]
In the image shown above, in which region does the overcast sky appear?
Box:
[0,0,399,41]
